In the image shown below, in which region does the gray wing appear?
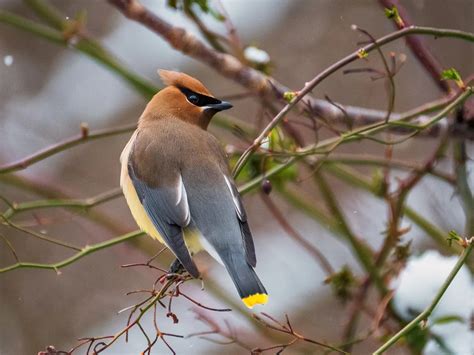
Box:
[223,175,257,267]
[128,162,199,277]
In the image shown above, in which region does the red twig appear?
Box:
[379,0,453,93]
[252,313,347,354]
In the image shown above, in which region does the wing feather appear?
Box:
[223,175,256,267]
[128,163,199,277]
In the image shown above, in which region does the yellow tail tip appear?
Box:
[242,293,269,309]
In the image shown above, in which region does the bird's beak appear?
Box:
[205,100,233,111]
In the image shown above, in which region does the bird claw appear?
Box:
[167,258,185,278]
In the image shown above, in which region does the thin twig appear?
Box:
[0,230,144,273]
[108,0,474,156]
[0,233,20,262]
[260,192,334,275]
[0,215,82,251]
[2,187,123,219]
[378,0,453,93]
[252,313,347,354]
[0,124,136,174]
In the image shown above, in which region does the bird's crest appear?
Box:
[158,69,212,96]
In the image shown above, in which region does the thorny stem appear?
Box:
[375,132,450,270]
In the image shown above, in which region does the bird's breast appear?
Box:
[120,131,165,243]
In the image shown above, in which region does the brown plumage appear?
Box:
[158,69,212,95]
[120,70,268,308]
[140,70,217,129]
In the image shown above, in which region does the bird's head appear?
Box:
[139,70,232,130]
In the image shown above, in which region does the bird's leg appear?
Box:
[169,258,185,275]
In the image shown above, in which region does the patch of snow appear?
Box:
[244,46,270,64]
[3,55,13,66]
[392,250,473,354]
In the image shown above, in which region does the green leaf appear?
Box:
[371,168,386,196]
[393,240,412,262]
[178,0,225,21]
[167,0,178,9]
[357,48,368,59]
[208,8,226,22]
[193,0,210,12]
[384,6,404,26]
[431,334,456,355]
[404,324,429,353]
[325,265,355,302]
[441,68,465,88]
[384,6,399,20]
[283,91,297,103]
[441,68,462,82]
[432,315,464,326]
[447,230,463,246]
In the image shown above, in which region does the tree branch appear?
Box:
[0,230,144,273]
[0,123,136,174]
[0,6,157,98]
[109,0,474,154]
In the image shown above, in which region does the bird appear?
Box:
[120,70,268,308]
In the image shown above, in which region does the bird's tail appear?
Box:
[223,257,268,309]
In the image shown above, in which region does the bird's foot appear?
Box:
[167,258,185,278]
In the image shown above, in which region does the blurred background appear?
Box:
[0,1,473,354]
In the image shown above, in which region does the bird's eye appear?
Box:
[188,94,199,105]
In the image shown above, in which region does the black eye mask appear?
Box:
[178,87,221,107]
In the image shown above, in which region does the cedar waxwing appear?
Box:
[120,70,268,308]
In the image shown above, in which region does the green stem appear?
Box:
[0,230,144,273]
[0,9,157,98]
[314,173,386,294]
[0,174,128,236]
[373,241,473,354]
[324,154,454,184]
[23,0,65,29]
[403,208,451,248]
[232,25,474,177]
[1,215,82,251]
[324,164,462,254]
[453,140,474,236]
[236,87,472,197]
[2,188,122,219]
[275,185,339,234]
